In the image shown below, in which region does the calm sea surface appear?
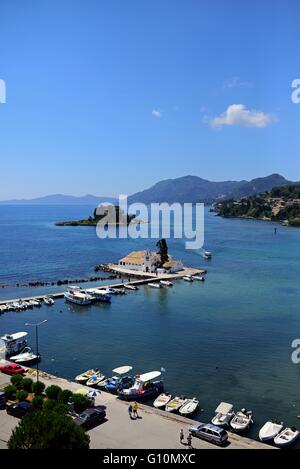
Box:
[0,205,300,442]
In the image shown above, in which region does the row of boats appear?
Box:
[0,296,54,313]
[64,286,125,305]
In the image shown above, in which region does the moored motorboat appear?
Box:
[179,398,199,416]
[183,276,193,282]
[118,371,163,400]
[10,347,40,365]
[148,283,161,289]
[86,371,106,387]
[75,369,98,384]
[89,289,111,303]
[64,287,93,305]
[165,396,187,413]
[153,393,172,409]
[44,296,54,305]
[1,332,28,357]
[259,421,283,442]
[230,409,253,432]
[203,251,212,259]
[105,366,133,393]
[192,276,205,282]
[160,280,173,287]
[124,284,138,291]
[274,427,300,447]
[211,402,235,427]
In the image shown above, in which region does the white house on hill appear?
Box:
[118,250,183,273]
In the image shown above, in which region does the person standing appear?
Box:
[187,433,192,449]
[180,428,184,444]
[128,403,133,419]
[133,401,139,418]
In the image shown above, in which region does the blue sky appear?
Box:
[0,0,299,198]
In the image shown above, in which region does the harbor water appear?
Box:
[0,205,300,443]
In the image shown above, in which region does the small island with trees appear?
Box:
[214,183,300,227]
[55,205,138,227]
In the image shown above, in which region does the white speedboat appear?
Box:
[230,409,253,432]
[211,402,235,427]
[124,284,138,291]
[179,398,199,416]
[10,347,40,364]
[86,371,106,387]
[203,251,212,259]
[259,421,283,442]
[64,287,93,305]
[148,283,161,289]
[165,396,187,413]
[274,427,300,447]
[75,369,98,384]
[183,276,193,282]
[44,296,54,305]
[160,280,173,287]
[192,276,205,282]
[153,393,172,409]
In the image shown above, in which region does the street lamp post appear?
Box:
[25,320,47,382]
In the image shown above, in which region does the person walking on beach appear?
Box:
[128,403,133,419]
[180,428,184,445]
[187,433,192,449]
[132,401,139,418]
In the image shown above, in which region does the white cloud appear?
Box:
[207,104,276,128]
[223,77,253,89]
[152,109,161,118]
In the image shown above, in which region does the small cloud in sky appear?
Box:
[152,108,161,118]
[223,77,253,89]
[205,104,277,128]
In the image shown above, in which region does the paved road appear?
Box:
[0,369,272,449]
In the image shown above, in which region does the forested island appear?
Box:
[214,184,300,227]
[55,205,138,226]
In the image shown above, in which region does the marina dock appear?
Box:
[0,266,206,306]
[0,361,272,450]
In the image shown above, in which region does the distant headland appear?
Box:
[55,205,139,227]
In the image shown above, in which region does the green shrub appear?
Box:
[22,378,33,393]
[10,374,23,389]
[32,395,44,410]
[71,393,89,413]
[16,390,28,402]
[58,389,73,404]
[32,381,45,396]
[43,399,56,411]
[8,410,90,449]
[53,403,69,415]
[4,385,17,400]
[45,385,62,401]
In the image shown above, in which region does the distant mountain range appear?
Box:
[128,173,291,205]
[0,194,117,205]
[0,174,291,205]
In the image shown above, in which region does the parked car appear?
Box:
[6,401,33,418]
[74,407,106,429]
[0,363,26,376]
[189,423,228,446]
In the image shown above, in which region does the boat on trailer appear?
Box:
[179,398,199,416]
[118,371,163,401]
[259,421,283,442]
[274,427,300,447]
[230,409,253,432]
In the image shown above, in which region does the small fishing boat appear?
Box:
[44,296,54,305]
[148,283,161,289]
[259,421,283,442]
[179,398,199,416]
[183,276,193,282]
[192,276,205,282]
[124,284,138,291]
[64,287,93,305]
[105,366,133,393]
[153,393,172,409]
[230,409,253,432]
[160,280,173,287]
[165,396,187,413]
[75,369,98,384]
[203,251,212,259]
[86,371,106,387]
[274,427,300,447]
[211,402,235,427]
[10,347,40,365]
[118,371,164,400]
